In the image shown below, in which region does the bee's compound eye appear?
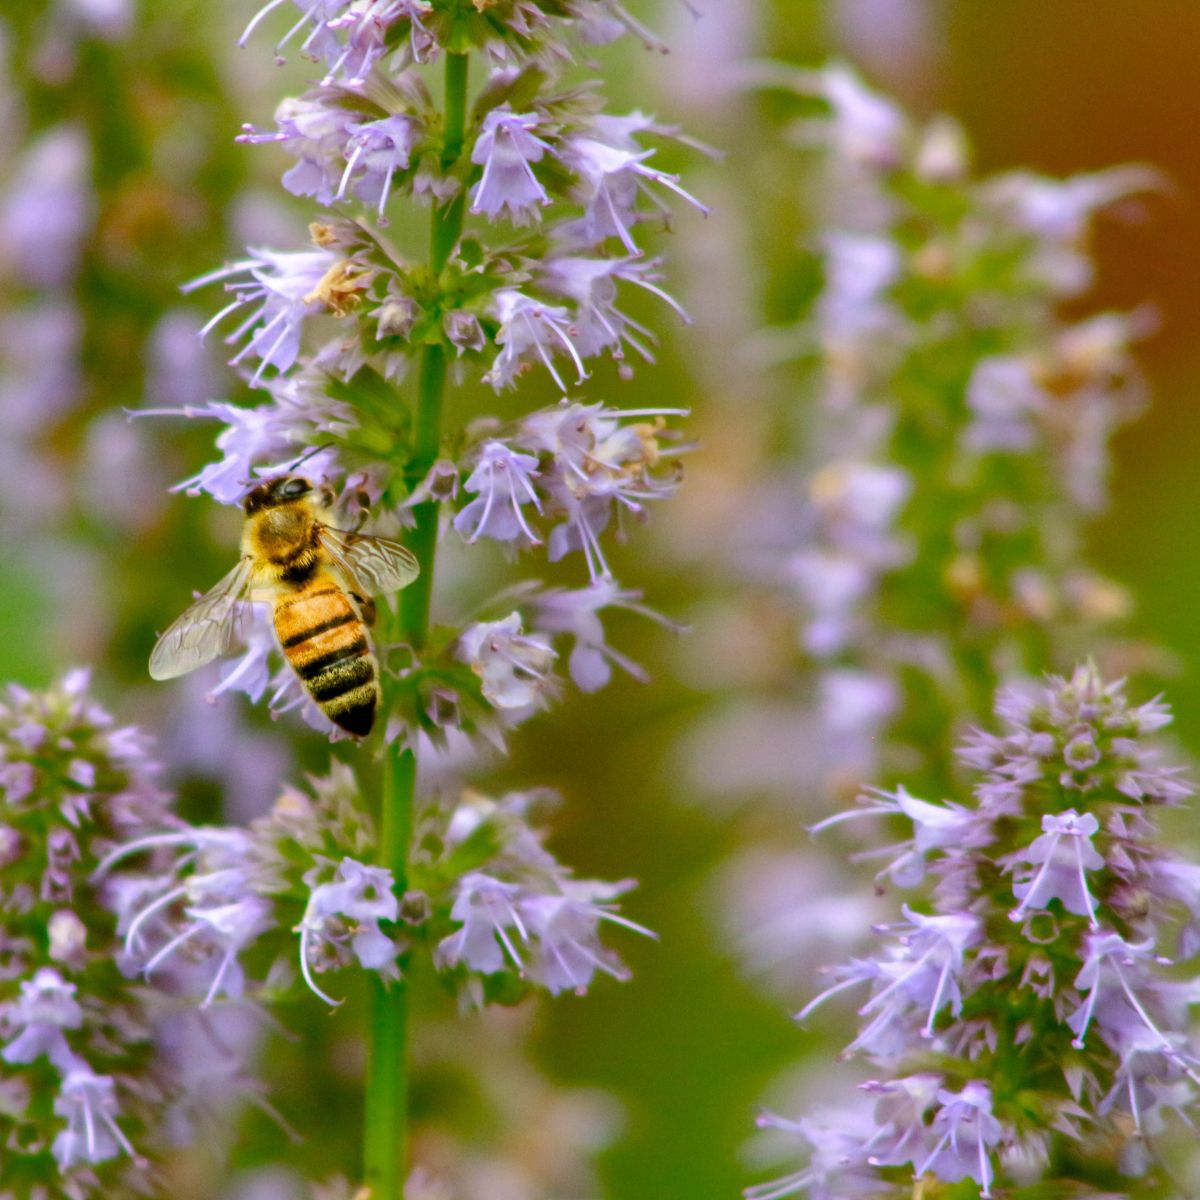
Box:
[281,478,309,499]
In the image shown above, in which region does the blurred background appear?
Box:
[2,1,1200,1198]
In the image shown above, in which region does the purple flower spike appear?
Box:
[754,668,1200,1198]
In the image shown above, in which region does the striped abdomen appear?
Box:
[273,576,378,737]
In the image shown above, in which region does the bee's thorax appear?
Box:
[243,501,324,581]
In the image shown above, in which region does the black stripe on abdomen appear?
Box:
[281,612,356,649]
[308,656,376,702]
[296,638,369,680]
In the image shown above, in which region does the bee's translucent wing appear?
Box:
[318,527,420,597]
[149,558,254,681]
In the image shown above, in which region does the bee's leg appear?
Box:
[352,594,377,627]
[348,491,371,534]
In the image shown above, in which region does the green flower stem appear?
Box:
[363,49,469,1200]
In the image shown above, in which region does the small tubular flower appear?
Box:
[423,789,652,1002]
[539,254,691,363]
[298,858,400,1004]
[529,579,679,691]
[484,289,588,393]
[1008,809,1104,928]
[184,248,340,383]
[458,614,558,711]
[51,1066,138,1170]
[453,440,543,546]
[562,132,708,255]
[469,108,553,224]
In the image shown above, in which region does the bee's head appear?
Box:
[242,475,314,515]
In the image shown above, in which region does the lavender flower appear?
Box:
[454,441,544,546]
[169,27,703,516]
[298,858,400,1004]
[0,673,185,1194]
[184,247,342,384]
[753,668,1200,1197]
[103,765,403,1009]
[416,789,651,1004]
[241,98,423,220]
[458,614,558,712]
[560,126,709,255]
[1009,809,1105,926]
[485,290,589,393]
[141,4,697,1195]
[52,1066,140,1171]
[469,109,552,224]
[540,254,692,365]
[521,401,685,577]
[528,578,680,691]
[452,401,685,580]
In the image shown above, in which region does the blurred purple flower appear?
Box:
[0,124,92,288]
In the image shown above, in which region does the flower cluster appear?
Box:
[455,401,685,579]
[237,0,665,82]
[0,673,177,1195]
[143,4,698,752]
[102,764,401,1009]
[413,787,650,1007]
[715,65,1152,807]
[228,89,704,330]
[753,667,1200,1198]
[161,24,703,513]
[102,767,646,1016]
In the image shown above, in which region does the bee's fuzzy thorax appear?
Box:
[243,497,323,580]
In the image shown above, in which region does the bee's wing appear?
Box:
[149,558,255,681]
[318,526,420,598]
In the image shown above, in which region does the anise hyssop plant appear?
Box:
[753,667,1200,1198]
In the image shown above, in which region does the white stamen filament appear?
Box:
[1073,836,1100,929]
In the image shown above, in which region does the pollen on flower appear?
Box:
[302,259,374,317]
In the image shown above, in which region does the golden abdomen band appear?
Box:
[273,580,379,737]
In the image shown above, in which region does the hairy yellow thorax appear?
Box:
[243,498,330,584]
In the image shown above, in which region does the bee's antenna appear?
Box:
[233,444,337,498]
[282,443,335,476]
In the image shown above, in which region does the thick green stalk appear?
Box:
[363,50,469,1200]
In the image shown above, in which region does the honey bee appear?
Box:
[149,475,418,738]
